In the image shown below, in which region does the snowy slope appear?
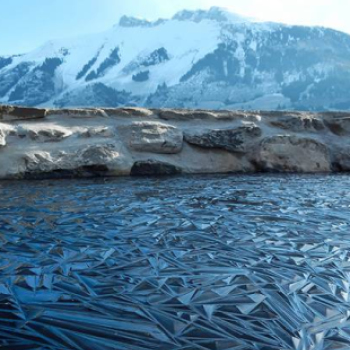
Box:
[1,6,350,110]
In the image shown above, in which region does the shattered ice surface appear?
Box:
[1,174,350,350]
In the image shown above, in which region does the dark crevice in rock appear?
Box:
[23,165,109,180]
[131,160,182,176]
[0,105,46,120]
[331,162,348,172]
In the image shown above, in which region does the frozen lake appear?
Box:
[1,174,350,350]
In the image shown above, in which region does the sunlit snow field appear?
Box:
[1,174,350,350]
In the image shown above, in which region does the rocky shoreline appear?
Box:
[1,105,350,179]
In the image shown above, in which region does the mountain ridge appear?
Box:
[1,7,350,111]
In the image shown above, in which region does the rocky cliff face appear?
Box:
[1,7,350,111]
[0,105,350,179]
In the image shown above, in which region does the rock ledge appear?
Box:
[0,105,349,179]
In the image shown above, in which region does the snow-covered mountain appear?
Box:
[1,6,350,111]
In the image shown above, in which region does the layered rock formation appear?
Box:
[0,105,350,179]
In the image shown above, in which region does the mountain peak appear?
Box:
[172,6,251,24]
[118,15,151,27]
[118,15,165,28]
[118,7,252,28]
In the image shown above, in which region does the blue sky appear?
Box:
[1,0,348,55]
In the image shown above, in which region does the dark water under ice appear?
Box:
[1,174,350,350]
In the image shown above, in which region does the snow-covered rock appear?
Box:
[268,115,325,132]
[17,125,73,142]
[256,136,331,172]
[79,126,114,138]
[1,7,350,111]
[323,115,350,135]
[0,128,6,147]
[22,144,132,179]
[184,125,262,153]
[121,121,183,154]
